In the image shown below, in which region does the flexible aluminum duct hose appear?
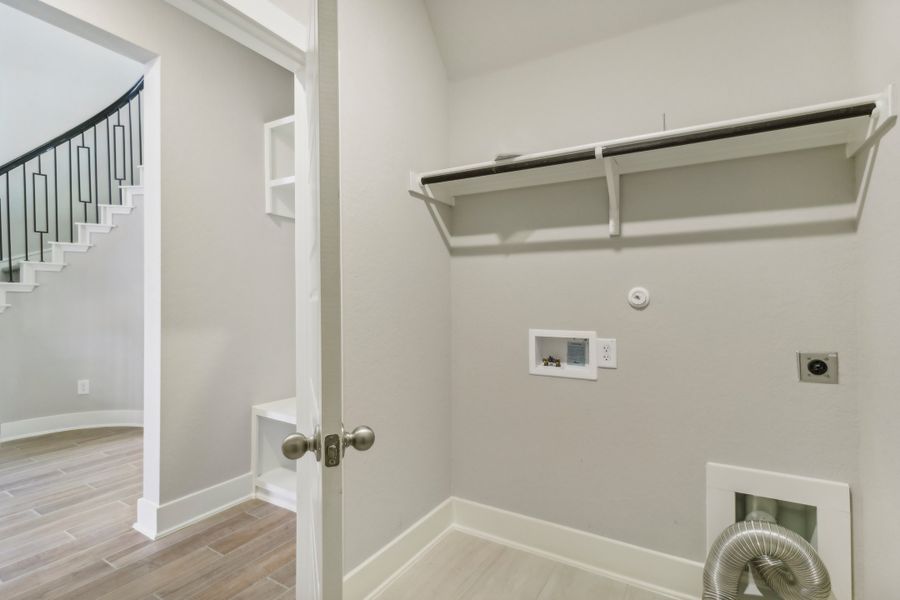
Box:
[703,520,831,600]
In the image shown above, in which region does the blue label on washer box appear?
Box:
[567,339,587,366]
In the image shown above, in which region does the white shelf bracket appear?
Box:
[602,155,621,237]
[409,171,455,207]
[846,84,896,158]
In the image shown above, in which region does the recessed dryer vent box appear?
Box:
[529,329,597,380]
[706,463,851,600]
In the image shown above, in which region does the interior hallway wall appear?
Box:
[23,0,295,504]
[447,0,863,563]
[339,0,452,571]
[851,0,900,596]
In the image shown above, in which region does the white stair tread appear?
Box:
[75,222,116,229]
[0,282,37,292]
[22,261,65,270]
[252,398,297,425]
[50,242,92,250]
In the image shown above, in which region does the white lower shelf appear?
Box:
[255,467,296,512]
[252,397,296,425]
[257,467,295,494]
[252,398,298,512]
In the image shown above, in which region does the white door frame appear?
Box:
[162,0,307,72]
[162,3,343,597]
[294,2,343,596]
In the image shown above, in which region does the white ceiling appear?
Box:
[424,0,741,79]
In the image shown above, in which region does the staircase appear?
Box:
[0,79,143,314]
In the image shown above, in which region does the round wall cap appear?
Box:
[627,287,650,309]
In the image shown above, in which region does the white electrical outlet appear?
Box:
[597,338,617,369]
[77,379,90,395]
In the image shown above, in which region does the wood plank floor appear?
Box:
[374,530,673,600]
[0,427,296,600]
[2,428,675,599]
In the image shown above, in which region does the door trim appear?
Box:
[163,0,307,71]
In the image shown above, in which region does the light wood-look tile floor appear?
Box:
[0,427,296,600]
[374,530,672,600]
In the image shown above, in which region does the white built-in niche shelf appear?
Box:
[264,115,295,219]
[252,397,297,511]
[410,88,895,242]
[530,329,598,380]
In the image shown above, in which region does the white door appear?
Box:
[284,1,374,599]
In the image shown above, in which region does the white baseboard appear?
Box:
[453,498,703,600]
[133,472,253,539]
[344,498,455,600]
[0,409,143,442]
[345,496,703,600]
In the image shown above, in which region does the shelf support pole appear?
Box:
[602,153,621,237]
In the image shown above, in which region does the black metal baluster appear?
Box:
[4,175,11,282]
[36,154,42,262]
[137,91,143,167]
[106,118,113,206]
[112,116,120,205]
[127,101,134,184]
[113,112,126,200]
[34,156,48,263]
[68,140,74,242]
[53,145,59,244]
[93,125,99,224]
[22,164,28,263]
[80,134,88,223]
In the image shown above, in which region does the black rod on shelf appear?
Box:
[419,102,878,186]
[602,102,876,157]
[420,148,597,185]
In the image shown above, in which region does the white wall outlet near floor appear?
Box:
[597,338,617,369]
[77,379,90,395]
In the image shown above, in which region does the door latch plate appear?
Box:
[323,433,341,467]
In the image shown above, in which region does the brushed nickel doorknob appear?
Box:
[343,426,375,452]
[282,432,317,460]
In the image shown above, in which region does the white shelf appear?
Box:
[252,397,296,425]
[251,398,297,512]
[269,175,295,188]
[257,467,295,495]
[265,115,296,219]
[411,88,896,239]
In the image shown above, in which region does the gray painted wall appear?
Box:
[0,197,143,425]
[339,0,452,571]
[29,0,295,503]
[447,0,862,564]
[852,0,900,596]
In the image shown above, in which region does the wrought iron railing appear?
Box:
[0,78,143,281]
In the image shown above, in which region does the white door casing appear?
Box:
[294,0,342,598]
